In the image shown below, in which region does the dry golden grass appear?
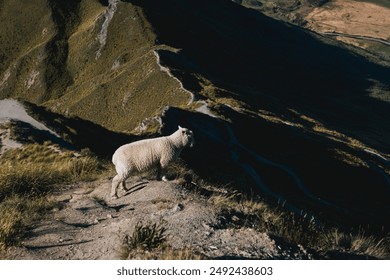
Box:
[0,143,106,251]
[209,191,390,259]
[333,149,368,168]
[321,229,390,259]
[0,195,53,250]
[0,144,103,200]
[210,193,267,215]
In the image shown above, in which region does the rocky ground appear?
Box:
[5,176,310,260]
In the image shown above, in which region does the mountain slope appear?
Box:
[126,0,390,230]
[1,0,390,235]
[0,0,191,132]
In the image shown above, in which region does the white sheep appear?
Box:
[111,125,195,199]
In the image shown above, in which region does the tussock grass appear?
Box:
[123,221,167,252]
[0,196,53,250]
[209,192,390,259]
[210,193,267,215]
[0,144,103,201]
[321,229,390,259]
[120,221,167,260]
[0,143,106,251]
[121,221,204,260]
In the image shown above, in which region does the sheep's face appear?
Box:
[179,126,195,148]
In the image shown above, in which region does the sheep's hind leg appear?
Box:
[120,173,131,191]
[111,174,121,199]
[121,180,128,191]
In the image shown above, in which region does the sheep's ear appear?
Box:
[178,125,183,130]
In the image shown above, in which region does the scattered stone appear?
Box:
[176,203,184,211]
[55,195,72,203]
[231,215,240,222]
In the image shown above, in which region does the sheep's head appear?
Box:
[178,125,195,148]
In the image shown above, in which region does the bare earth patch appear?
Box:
[305,0,390,47]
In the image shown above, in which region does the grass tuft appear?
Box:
[120,221,204,260]
[320,229,390,259]
[123,221,167,252]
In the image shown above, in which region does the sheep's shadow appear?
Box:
[24,239,93,250]
[123,181,149,196]
[59,221,94,228]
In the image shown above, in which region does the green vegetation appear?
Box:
[0,142,105,251]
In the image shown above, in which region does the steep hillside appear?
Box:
[0,0,191,132]
[1,0,390,257]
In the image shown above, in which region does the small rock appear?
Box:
[93,218,99,224]
[231,215,240,222]
[176,203,184,211]
[107,214,113,219]
[55,195,72,203]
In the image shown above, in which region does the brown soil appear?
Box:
[304,0,390,47]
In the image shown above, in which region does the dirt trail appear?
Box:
[6,177,310,260]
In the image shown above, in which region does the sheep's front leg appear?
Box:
[156,164,162,181]
[157,162,169,181]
